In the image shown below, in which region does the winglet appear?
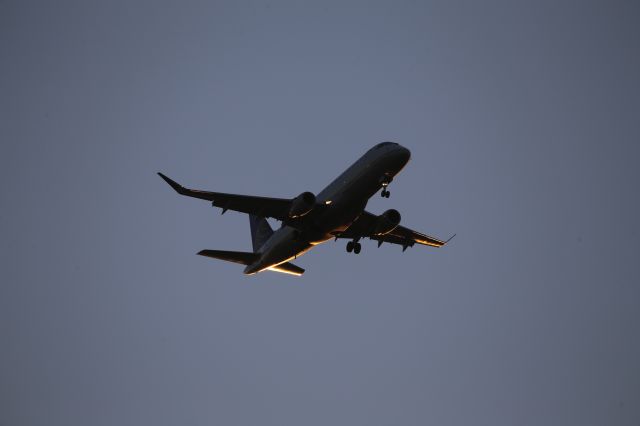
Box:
[157,172,186,194]
[445,233,457,244]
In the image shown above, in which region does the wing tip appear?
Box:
[157,172,184,193]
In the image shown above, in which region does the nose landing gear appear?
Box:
[380,175,392,198]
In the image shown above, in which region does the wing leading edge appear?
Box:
[158,172,292,220]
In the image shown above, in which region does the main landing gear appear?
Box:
[346,240,362,254]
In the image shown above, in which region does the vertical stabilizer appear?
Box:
[249,215,274,252]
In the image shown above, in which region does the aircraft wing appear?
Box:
[158,173,292,220]
[337,210,452,250]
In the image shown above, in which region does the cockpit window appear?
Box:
[374,142,397,149]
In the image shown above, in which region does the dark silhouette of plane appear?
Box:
[158,142,453,276]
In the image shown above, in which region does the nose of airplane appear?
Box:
[396,145,411,164]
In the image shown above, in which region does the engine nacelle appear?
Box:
[374,209,401,235]
[289,191,316,218]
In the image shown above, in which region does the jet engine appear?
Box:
[373,209,401,235]
[288,191,316,218]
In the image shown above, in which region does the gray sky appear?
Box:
[2,1,639,425]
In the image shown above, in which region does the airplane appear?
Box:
[158,142,453,276]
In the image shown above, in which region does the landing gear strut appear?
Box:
[346,240,362,254]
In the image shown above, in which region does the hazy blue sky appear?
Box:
[2,1,639,425]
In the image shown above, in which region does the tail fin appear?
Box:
[249,215,274,252]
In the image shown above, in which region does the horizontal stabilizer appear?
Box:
[197,250,258,265]
[269,262,305,276]
[198,250,305,276]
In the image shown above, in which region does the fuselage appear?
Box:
[244,143,411,274]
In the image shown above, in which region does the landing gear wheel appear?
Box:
[353,242,362,254]
[346,241,354,252]
[381,189,390,198]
